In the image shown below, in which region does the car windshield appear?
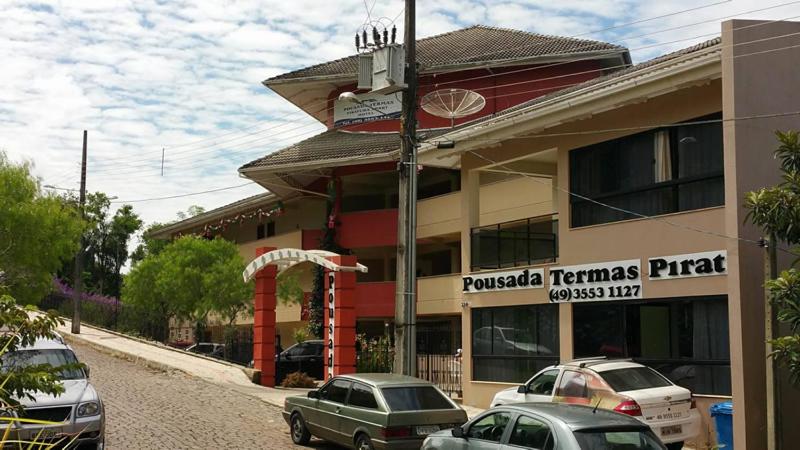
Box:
[574,429,665,450]
[600,367,672,392]
[381,386,454,411]
[1,349,84,380]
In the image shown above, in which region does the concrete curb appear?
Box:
[62,332,178,374]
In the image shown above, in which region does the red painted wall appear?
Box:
[337,209,398,249]
[354,281,395,317]
[326,60,605,131]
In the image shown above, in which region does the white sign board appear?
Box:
[333,92,402,127]
[326,271,335,379]
[549,259,641,302]
[463,268,544,294]
[648,250,727,280]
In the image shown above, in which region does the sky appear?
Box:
[2,0,799,238]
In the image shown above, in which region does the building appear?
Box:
[153,21,800,448]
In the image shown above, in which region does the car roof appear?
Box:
[561,357,643,371]
[336,373,432,387]
[496,403,649,431]
[13,336,69,351]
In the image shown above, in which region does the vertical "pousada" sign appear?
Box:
[326,271,335,379]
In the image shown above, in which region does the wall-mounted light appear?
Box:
[436,140,456,149]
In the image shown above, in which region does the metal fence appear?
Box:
[417,354,462,397]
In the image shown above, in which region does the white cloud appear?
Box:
[1,0,797,241]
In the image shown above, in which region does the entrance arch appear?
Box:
[242,247,367,387]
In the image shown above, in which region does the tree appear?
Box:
[0,153,84,304]
[130,223,169,266]
[122,236,253,342]
[59,193,142,299]
[176,205,206,221]
[745,130,800,385]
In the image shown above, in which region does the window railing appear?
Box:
[470,215,558,271]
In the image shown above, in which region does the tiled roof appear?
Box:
[266,25,627,83]
[242,38,720,172]
[240,130,402,170]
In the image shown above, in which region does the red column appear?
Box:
[252,246,277,387]
[323,255,357,379]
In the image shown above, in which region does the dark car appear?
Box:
[186,342,225,359]
[284,373,468,450]
[422,403,667,450]
[276,340,325,382]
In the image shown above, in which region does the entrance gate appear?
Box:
[242,247,367,387]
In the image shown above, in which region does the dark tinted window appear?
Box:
[472,305,559,383]
[509,415,554,450]
[601,367,672,392]
[381,386,453,411]
[574,429,665,450]
[321,379,350,404]
[573,296,731,395]
[569,113,723,227]
[467,412,512,442]
[348,382,378,409]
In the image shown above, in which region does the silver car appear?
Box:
[422,403,666,450]
[1,337,105,449]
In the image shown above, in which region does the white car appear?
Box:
[491,358,700,450]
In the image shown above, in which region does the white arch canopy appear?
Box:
[242,248,368,282]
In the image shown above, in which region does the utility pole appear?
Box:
[764,233,780,450]
[72,130,88,335]
[394,0,418,377]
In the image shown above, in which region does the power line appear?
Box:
[109,182,256,204]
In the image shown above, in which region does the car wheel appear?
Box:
[355,433,374,450]
[290,413,311,445]
[666,442,684,450]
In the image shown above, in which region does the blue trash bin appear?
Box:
[710,401,733,449]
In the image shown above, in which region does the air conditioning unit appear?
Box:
[357,53,373,89]
[371,44,406,94]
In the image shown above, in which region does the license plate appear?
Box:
[416,425,440,435]
[661,425,682,437]
[657,412,681,420]
[26,427,62,440]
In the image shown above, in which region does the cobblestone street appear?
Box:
[71,340,339,450]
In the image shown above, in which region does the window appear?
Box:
[471,216,558,271]
[256,222,276,240]
[1,349,84,380]
[556,371,588,398]
[380,386,454,411]
[573,296,731,395]
[601,367,672,392]
[320,379,351,403]
[472,305,559,383]
[569,113,724,227]
[509,415,554,450]
[467,412,512,442]
[528,369,559,395]
[574,429,664,450]
[348,382,378,409]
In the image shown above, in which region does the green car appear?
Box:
[283,373,468,450]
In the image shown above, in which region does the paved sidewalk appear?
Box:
[58,320,485,417]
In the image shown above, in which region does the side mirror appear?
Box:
[517,385,528,394]
[307,390,319,399]
[451,426,465,438]
[84,366,90,378]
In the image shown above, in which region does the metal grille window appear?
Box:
[470,215,558,271]
[471,304,559,383]
[569,113,724,227]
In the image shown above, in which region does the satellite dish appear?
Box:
[421,88,486,127]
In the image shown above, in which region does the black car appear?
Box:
[276,340,325,382]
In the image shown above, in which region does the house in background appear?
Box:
[153,24,630,355]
